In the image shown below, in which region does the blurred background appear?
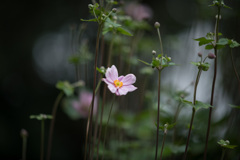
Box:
[1,0,240,159]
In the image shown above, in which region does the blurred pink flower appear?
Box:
[102,65,137,96]
[125,2,153,21]
[72,91,97,118]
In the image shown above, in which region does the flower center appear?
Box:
[114,80,123,88]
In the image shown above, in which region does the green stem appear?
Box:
[155,70,161,160]
[46,91,64,160]
[101,95,116,160]
[183,68,202,160]
[221,149,226,160]
[204,6,221,160]
[22,136,27,160]
[157,28,164,55]
[41,119,45,160]
[230,49,240,84]
[96,85,107,160]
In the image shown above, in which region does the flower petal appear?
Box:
[102,78,112,85]
[118,85,137,95]
[121,74,136,85]
[118,75,124,81]
[107,83,117,93]
[106,65,118,82]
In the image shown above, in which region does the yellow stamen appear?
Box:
[114,80,123,88]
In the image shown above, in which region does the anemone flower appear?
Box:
[102,65,137,96]
[72,91,98,118]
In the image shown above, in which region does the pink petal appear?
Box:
[115,90,120,96]
[118,75,124,81]
[102,78,113,85]
[118,85,137,96]
[121,74,136,85]
[106,65,118,82]
[107,83,117,93]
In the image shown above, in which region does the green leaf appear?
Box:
[217,38,229,45]
[151,58,160,68]
[205,44,214,50]
[194,37,214,46]
[200,62,210,71]
[80,18,98,22]
[56,81,74,96]
[116,27,133,36]
[30,114,53,120]
[229,104,240,109]
[138,59,151,66]
[195,101,213,111]
[229,40,240,48]
[191,62,201,67]
[218,139,237,149]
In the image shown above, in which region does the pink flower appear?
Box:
[102,65,137,96]
[72,91,97,118]
[124,2,153,21]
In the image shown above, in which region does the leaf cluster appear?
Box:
[56,81,84,96]
[138,54,176,71]
[210,0,231,9]
[191,62,210,71]
[217,139,237,149]
[30,114,53,120]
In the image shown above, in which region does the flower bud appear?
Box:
[112,8,117,13]
[154,22,160,28]
[208,53,216,59]
[20,129,28,138]
[88,4,94,9]
[152,50,156,55]
[198,52,202,57]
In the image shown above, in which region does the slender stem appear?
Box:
[46,91,64,160]
[183,68,202,160]
[90,76,103,160]
[204,7,221,160]
[157,28,164,55]
[97,85,107,160]
[101,95,116,160]
[183,108,196,160]
[84,77,103,160]
[88,24,103,160]
[155,70,161,160]
[221,149,226,160]
[230,49,240,84]
[159,133,166,160]
[172,102,181,143]
[22,136,27,160]
[41,119,45,160]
